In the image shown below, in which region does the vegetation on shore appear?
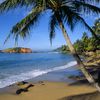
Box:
[55,19,100,55]
[55,45,70,53]
[55,18,100,82]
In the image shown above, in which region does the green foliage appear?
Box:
[57,18,100,54]
[92,18,100,35]
[55,45,69,53]
[74,33,100,53]
[74,40,84,54]
[81,32,89,51]
[75,36,99,53]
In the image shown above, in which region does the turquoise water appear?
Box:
[0,52,79,88]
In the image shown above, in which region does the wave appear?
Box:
[0,61,77,88]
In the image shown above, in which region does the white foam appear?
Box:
[0,61,77,88]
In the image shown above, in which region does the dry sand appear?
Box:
[0,81,99,100]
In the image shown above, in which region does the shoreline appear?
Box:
[0,81,98,100]
[0,52,99,100]
[0,66,99,99]
[0,62,79,89]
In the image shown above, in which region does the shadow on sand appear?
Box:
[59,91,100,100]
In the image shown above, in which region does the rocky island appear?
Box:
[1,47,32,53]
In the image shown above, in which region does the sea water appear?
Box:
[0,52,80,88]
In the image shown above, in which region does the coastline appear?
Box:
[0,66,77,89]
[0,53,98,97]
[0,81,98,100]
[0,60,78,89]
[0,65,99,100]
[0,52,99,100]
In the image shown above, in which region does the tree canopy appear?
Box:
[56,18,100,54]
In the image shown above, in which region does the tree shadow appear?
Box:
[68,79,90,86]
[59,91,99,100]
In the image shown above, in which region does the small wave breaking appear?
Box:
[0,61,77,88]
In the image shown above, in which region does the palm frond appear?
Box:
[0,0,34,13]
[1,0,100,45]
[59,5,100,42]
[77,16,100,40]
[73,1,100,15]
[71,12,100,42]
[49,13,58,45]
[60,6,79,31]
[81,0,100,3]
[5,6,42,43]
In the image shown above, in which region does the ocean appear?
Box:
[0,52,81,88]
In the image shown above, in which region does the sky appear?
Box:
[0,1,100,50]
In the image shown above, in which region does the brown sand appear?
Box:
[0,81,99,100]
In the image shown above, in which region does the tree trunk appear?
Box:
[58,21,100,91]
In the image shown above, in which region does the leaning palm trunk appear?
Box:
[58,21,100,91]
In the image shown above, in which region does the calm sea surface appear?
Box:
[0,52,81,88]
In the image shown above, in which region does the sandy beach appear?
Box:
[0,81,99,100]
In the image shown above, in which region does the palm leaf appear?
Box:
[0,0,34,13]
[81,0,100,3]
[70,12,100,42]
[59,5,100,42]
[60,6,79,31]
[5,6,42,43]
[49,13,58,45]
[73,1,100,15]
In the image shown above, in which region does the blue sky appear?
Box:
[0,1,99,50]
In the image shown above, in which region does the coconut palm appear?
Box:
[0,0,100,90]
[92,18,100,35]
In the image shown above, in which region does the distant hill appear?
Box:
[2,47,32,53]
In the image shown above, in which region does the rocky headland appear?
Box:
[1,47,32,53]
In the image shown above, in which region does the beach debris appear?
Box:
[16,84,34,95]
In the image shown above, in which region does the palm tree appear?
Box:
[0,0,100,90]
[92,18,100,35]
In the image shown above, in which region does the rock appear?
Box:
[16,84,34,95]
[25,84,34,89]
[2,47,32,53]
[16,88,28,95]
